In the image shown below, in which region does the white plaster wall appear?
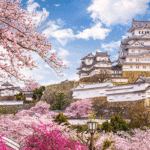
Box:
[122,65,150,71]
[72,87,107,99]
[96,57,108,61]
[146,89,150,98]
[112,78,128,82]
[134,29,150,35]
[128,49,147,53]
[107,92,146,102]
[85,59,93,65]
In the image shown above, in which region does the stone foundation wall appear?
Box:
[0,104,35,114]
[73,97,147,118]
[122,71,150,83]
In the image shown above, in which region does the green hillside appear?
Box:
[41,81,79,109]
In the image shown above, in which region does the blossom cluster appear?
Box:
[65,99,93,118]
[0,0,67,82]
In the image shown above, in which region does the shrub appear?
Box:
[54,113,70,125]
[102,139,114,150]
[70,124,89,133]
[101,114,129,133]
[101,120,113,133]
[16,91,26,101]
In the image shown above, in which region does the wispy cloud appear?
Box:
[54,4,60,7]
[101,41,120,52]
[76,22,110,40]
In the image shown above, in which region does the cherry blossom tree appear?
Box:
[65,99,93,118]
[21,122,88,150]
[22,81,40,91]
[0,0,66,82]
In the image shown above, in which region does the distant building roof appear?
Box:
[128,18,150,32]
[95,51,109,57]
[111,65,122,71]
[133,76,150,84]
[1,82,13,86]
[132,19,150,28]
[81,52,95,60]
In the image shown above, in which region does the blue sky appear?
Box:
[5,0,150,87]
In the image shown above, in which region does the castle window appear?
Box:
[139,31,140,34]
[147,31,149,34]
[129,58,132,61]
[136,66,139,69]
[143,66,146,69]
[136,59,139,62]
[142,31,143,34]
[130,66,133,69]
[132,50,135,53]
[138,50,140,53]
[145,31,147,34]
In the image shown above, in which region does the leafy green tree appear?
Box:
[32,86,45,101]
[16,91,26,101]
[52,92,66,110]
[101,114,129,133]
[54,113,70,125]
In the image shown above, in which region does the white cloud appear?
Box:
[101,41,120,52]
[76,22,110,40]
[41,80,61,86]
[67,74,79,81]
[57,18,65,26]
[55,4,60,7]
[62,60,72,66]
[27,2,49,26]
[58,48,70,57]
[42,21,74,46]
[87,0,150,26]
[27,0,34,4]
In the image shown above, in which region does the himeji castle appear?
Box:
[72,19,150,106]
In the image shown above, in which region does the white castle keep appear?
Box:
[77,19,150,81]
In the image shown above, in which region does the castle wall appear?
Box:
[122,71,150,83]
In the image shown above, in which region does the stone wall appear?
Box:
[122,71,150,83]
[0,103,35,114]
[73,97,147,118]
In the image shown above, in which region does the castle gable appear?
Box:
[129,41,144,47]
[141,33,150,38]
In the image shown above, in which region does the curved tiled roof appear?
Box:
[1,81,13,86]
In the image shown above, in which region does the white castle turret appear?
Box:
[118,18,150,72]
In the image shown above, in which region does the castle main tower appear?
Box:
[118,19,150,82]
